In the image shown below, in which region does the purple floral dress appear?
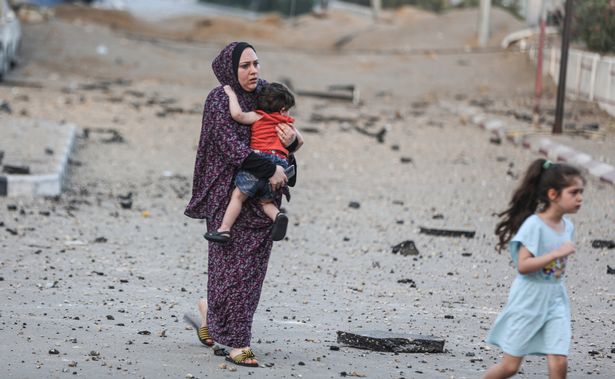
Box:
[185,42,280,348]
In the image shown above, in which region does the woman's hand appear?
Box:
[276,123,297,147]
[269,165,288,191]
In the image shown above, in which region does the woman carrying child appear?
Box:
[184,42,300,367]
[484,159,585,379]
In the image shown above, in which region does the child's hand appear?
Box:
[223,85,234,96]
[553,241,575,259]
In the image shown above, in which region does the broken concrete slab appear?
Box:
[337,330,445,353]
[0,119,76,197]
[419,227,475,238]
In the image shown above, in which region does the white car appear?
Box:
[0,0,21,79]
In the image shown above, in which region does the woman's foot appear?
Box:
[197,299,214,346]
[197,299,208,328]
[227,347,258,367]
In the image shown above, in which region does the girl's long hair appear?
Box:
[495,158,584,251]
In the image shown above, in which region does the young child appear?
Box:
[204,82,303,244]
[483,159,585,379]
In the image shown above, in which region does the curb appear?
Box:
[0,122,77,197]
[440,101,615,186]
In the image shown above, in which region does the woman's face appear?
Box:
[237,48,259,92]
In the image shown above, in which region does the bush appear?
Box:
[572,0,615,54]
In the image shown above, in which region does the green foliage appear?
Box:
[572,0,615,53]
[199,0,315,17]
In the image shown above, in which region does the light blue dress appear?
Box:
[486,214,573,357]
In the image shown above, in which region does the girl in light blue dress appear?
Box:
[484,159,585,379]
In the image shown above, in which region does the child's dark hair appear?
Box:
[256,83,295,114]
[495,159,584,251]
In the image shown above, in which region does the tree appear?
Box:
[572,0,615,54]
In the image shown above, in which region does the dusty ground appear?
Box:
[1,4,614,379]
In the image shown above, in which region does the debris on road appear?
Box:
[337,330,445,353]
[419,227,475,238]
[391,240,420,256]
[592,240,615,249]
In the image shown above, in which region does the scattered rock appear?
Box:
[301,127,321,134]
[391,240,419,256]
[354,125,386,143]
[607,265,615,275]
[137,330,151,335]
[337,330,445,353]
[348,201,360,209]
[93,237,108,243]
[330,345,340,351]
[106,315,114,320]
[48,349,59,355]
[400,157,413,164]
[3,165,30,175]
[0,100,11,114]
[592,240,615,249]
[84,127,125,143]
[397,278,416,287]
[118,192,133,209]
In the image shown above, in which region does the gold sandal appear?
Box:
[225,348,259,368]
[183,314,214,347]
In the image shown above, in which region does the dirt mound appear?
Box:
[51,5,525,51]
[54,5,155,34]
[393,5,436,22]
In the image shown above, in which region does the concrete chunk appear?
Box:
[337,330,445,353]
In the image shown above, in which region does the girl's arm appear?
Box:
[517,241,575,274]
[224,85,261,125]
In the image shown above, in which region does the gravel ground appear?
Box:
[1,6,614,379]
